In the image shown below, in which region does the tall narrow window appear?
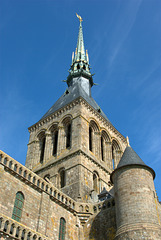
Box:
[40,137,46,163]
[59,217,66,240]
[60,169,66,188]
[89,127,92,151]
[12,192,24,222]
[53,130,58,155]
[93,173,98,192]
[66,124,71,148]
[112,146,115,169]
[101,136,104,161]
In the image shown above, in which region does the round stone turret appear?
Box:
[111,146,161,240]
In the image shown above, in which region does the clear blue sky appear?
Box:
[0,0,161,200]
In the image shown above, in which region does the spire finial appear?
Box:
[76,13,83,22]
[126,136,130,147]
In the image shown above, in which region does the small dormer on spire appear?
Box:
[67,14,94,95]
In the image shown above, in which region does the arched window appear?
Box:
[112,145,115,169]
[112,139,121,169]
[66,123,71,148]
[89,120,99,155]
[62,116,72,149]
[37,131,46,164]
[40,136,46,163]
[12,192,24,222]
[89,127,92,152]
[101,136,104,161]
[60,169,66,188]
[59,217,66,240]
[53,130,58,155]
[93,172,99,192]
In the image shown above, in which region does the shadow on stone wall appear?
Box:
[84,199,116,240]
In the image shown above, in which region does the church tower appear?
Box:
[25,15,127,202]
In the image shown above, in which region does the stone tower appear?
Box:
[111,146,161,239]
[25,16,127,202]
[0,15,161,240]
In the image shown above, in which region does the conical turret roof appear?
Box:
[110,146,155,183]
[117,146,146,168]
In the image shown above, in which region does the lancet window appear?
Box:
[62,116,72,149]
[12,192,24,222]
[89,120,99,155]
[101,130,110,162]
[89,127,93,151]
[50,124,59,156]
[59,217,66,240]
[93,171,99,193]
[112,139,121,169]
[38,131,46,164]
[59,168,66,188]
[66,123,71,148]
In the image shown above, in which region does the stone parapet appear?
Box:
[0,150,76,213]
[0,213,48,240]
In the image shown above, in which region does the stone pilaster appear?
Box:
[105,141,112,169]
[34,140,41,166]
[57,126,65,155]
[44,131,52,162]
[94,131,101,159]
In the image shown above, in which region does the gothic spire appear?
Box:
[67,14,93,92]
[74,14,86,63]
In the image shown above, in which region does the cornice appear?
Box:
[34,149,112,176]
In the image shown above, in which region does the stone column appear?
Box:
[105,141,112,169]
[44,131,52,162]
[57,126,66,155]
[94,132,101,159]
[12,226,17,237]
[102,139,106,161]
[18,228,22,239]
[0,219,5,231]
[33,140,40,167]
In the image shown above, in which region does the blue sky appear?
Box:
[0,0,161,199]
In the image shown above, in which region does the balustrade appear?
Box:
[0,214,47,240]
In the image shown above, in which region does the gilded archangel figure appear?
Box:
[76,13,83,22]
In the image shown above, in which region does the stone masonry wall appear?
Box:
[0,163,79,240]
[84,199,116,240]
[113,166,161,239]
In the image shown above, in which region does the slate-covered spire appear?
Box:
[67,14,93,93]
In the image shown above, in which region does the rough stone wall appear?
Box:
[84,200,116,240]
[113,166,161,239]
[0,164,79,240]
[114,228,161,240]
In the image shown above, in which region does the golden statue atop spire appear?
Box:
[76,13,83,22]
